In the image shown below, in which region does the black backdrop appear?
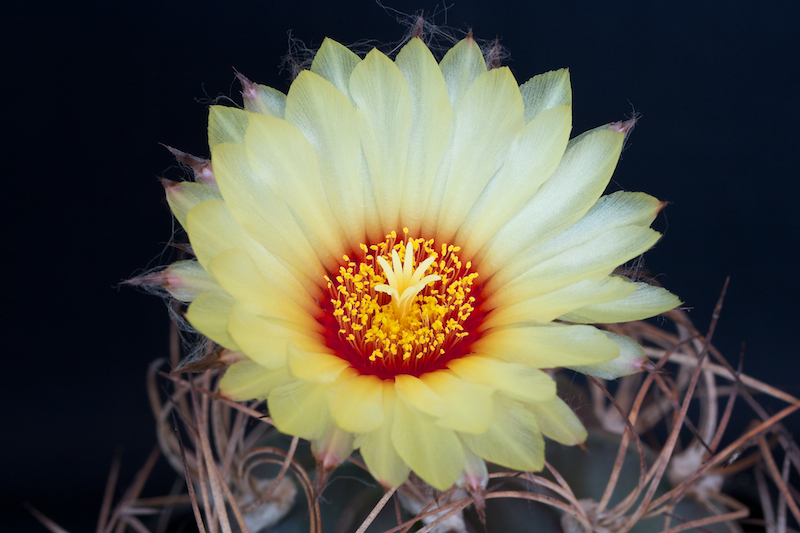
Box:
[6,1,799,531]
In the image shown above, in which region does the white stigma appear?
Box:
[375,242,441,320]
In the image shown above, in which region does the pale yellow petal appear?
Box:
[458,105,571,253]
[534,191,662,263]
[394,38,452,235]
[519,68,572,123]
[481,276,637,328]
[350,48,413,233]
[185,291,239,350]
[431,67,526,243]
[161,260,222,302]
[326,374,385,433]
[558,191,663,239]
[438,37,486,108]
[355,382,410,487]
[310,38,361,101]
[484,225,661,309]
[421,371,493,434]
[207,248,323,329]
[287,344,349,383]
[164,180,222,230]
[185,200,323,305]
[460,393,545,472]
[393,374,448,418]
[284,70,371,250]
[392,397,465,491]
[269,379,334,440]
[568,331,648,379]
[529,396,587,445]
[208,106,249,148]
[476,126,625,278]
[484,191,663,303]
[499,191,663,281]
[244,114,346,267]
[219,361,292,402]
[227,303,325,370]
[560,283,681,324]
[211,142,327,282]
[242,83,286,118]
[447,355,556,402]
[472,323,619,368]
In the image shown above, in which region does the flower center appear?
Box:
[321,229,481,379]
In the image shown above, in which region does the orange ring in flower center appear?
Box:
[320,228,484,379]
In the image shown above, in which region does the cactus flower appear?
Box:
[150,35,680,491]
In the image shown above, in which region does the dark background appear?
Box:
[6,1,799,531]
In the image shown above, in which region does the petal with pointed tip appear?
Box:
[208,106,250,148]
[269,379,336,440]
[432,67,526,242]
[481,276,637,328]
[394,38,452,235]
[355,383,410,487]
[350,48,413,233]
[460,393,545,472]
[212,141,327,282]
[185,200,322,305]
[561,283,682,324]
[285,70,370,249]
[310,38,361,101]
[438,37,486,108]
[477,126,625,278]
[519,68,572,123]
[472,323,619,368]
[529,396,587,445]
[568,331,648,379]
[164,180,222,230]
[244,114,346,267]
[391,397,465,491]
[458,104,571,252]
[485,225,661,309]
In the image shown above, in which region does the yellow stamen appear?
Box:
[326,233,478,374]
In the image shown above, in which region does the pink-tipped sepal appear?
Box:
[162,145,216,189]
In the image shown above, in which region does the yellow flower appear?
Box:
[156,36,680,491]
